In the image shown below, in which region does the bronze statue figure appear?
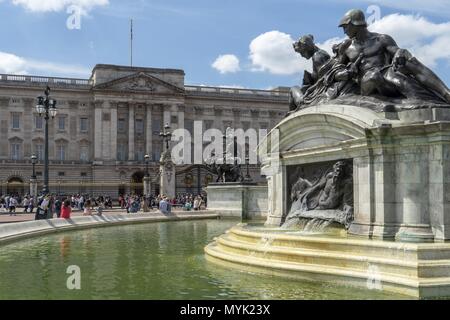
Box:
[289,9,450,112]
[205,130,245,183]
[289,35,331,113]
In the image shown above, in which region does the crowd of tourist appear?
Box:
[119,193,207,213]
[0,192,207,220]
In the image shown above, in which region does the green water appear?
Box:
[0,219,409,300]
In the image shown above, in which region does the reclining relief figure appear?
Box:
[290,9,450,112]
[283,161,354,229]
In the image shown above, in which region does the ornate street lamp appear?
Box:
[245,156,252,182]
[144,154,150,177]
[159,124,172,151]
[36,86,57,195]
[31,154,37,179]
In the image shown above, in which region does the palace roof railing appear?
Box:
[0,74,289,99]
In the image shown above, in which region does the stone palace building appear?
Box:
[0,64,288,198]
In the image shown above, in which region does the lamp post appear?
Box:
[144,154,150,177]
[36,86,57,195]
[159,124,172,152]
[245,156,252,182]
[31,155,37,179]
[30,154,38,197]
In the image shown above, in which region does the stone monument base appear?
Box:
[205,183,268,221]
[205,224,450,299]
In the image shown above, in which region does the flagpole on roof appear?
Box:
[130,18,133,67]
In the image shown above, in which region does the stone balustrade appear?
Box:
[0,74,92,88]
[0,73,289,100]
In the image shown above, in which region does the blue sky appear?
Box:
[0,0,449,89]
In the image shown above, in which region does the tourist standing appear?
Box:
[83,200,92,216]
[37,195,50,220]
[159,197,170,214]
[96,199,104,216]
[193,196,200,211]
[61,199,72,219]
[54,198,62,218]
[28,197,35,213]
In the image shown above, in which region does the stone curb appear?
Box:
[0,213,220,245]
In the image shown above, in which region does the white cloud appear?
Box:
[249,31,309,75]
[248,31,342,76]
[369,14,450,67]
[212,54,241,74]
[0,51,90,77]
[0,52,28,74]
[341,0,450,17]
[11,0,109,14]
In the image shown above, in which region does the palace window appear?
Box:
[185,119,194,135]
[12,114,20,129]
[136,149,145,162]
[35,144,44,160]
[135,119,144,134]
[117,144,127,161]
[152,144,161,162]
[11,143,21,160]
[118,118,126,132]
[80,118,89,132]
[152,119,161,135]
[80,145,89,162]
[57,145,66,161]
[58,116,66,131]
[35,116,43,130]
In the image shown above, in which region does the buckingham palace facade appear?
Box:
[0,64,289,198]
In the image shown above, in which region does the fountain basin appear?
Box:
[205,224,450,299]
[0,212,219,244]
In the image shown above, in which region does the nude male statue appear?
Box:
[334,9,450,104]
[289,34,331,113]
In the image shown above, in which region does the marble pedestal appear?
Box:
[205,182,268,221]
[160,160,176,199]
[260,105,450,242]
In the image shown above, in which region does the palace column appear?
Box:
[177,105,185,130]
[163,106,171,127]
[128,103,135,161]
[94,101,104,160]
[110,102,118,161]
[146,104,153,159]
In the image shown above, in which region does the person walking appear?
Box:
[22,197,30,213]
[9,196,18,216]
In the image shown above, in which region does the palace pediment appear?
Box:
[93,72,185,95]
